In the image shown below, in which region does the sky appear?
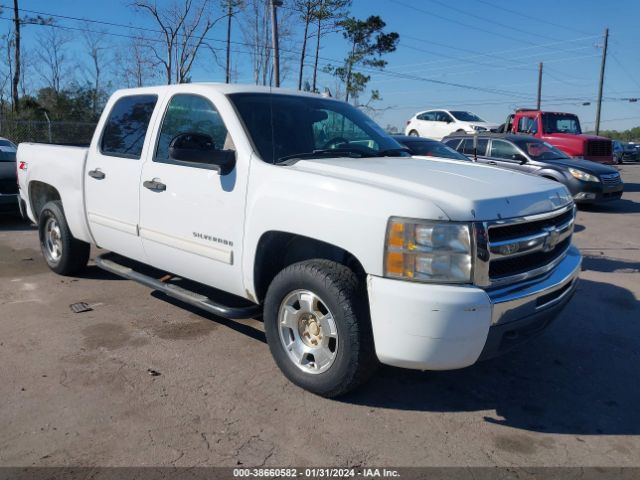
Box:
[2,0,640,132]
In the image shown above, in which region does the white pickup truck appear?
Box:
[17,84,581,397]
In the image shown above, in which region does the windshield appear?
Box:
[450,111,485,122]
[228,93,408,164]
[513,139,569,161]
[542,113,582,134]
[402,139,469,161]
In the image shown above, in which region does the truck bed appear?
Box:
[17,142,93,243]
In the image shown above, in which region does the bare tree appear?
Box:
[12,0,20,112]
[132,0,223,84]
[311,0,350,92]
[117,37,160,88]
[81,25,110,116]
[35,27,72,94]
[222,0,244,83]
[293,0,321,90]
[241,0,295,86]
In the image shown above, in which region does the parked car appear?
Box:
[622,142,639,162]
[612,140,624,164]
[502,109,614,164]
[405,109,499,140]
[392,134,469,161]
[0,137,19,214]
[443,133,624,204]
[18,84,580,397]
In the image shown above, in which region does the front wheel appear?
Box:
[38,201,90,275]
[263,260,377,397]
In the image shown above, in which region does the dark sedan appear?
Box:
[392,135,470,161]
[442,133,624,204]
[0,137,19,214]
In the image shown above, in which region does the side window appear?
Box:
[460,138,488,155]
[490,140,520,160]
[101,95,157,159]
[155,94,232,162]
[517,116,530,132]
[418,112,435,121]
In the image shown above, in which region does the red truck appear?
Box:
[502,109,614,164]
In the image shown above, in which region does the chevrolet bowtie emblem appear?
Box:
[542,226,561,252]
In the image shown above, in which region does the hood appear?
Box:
[289,156,572,221]
[545,157,619,175]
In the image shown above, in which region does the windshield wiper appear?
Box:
[277,148,367,163]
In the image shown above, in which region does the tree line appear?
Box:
[0,0,400,122]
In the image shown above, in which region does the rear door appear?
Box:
[84,94,159,261]
[485,139,529,173]
[138,92,248,297]
[415,111,437,138]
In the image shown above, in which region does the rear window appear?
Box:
[100,95,157,159]
[459,138,488,156]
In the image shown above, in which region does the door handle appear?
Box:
[487,161,497,165]
[143,179,167,192]
[88,169,106,180]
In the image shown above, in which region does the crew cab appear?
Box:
[503,109,614,164]
[17,84,581,397]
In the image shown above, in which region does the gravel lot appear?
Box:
[1,164,638,468]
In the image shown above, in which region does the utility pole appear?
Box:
[12,0,21,113]
[225,0,232,83]
[270,0,282,87]
[595,27,609,136]
[536,62,543,110]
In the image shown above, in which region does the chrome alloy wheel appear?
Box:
[277,289,338,374]
[43,217,63,264]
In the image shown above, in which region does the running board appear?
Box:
[95,254,261,320]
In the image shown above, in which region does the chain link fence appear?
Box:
[0,118,97,146]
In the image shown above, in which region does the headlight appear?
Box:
[470,125,487,131]
[568,167,599,182]
[385,218,472,283]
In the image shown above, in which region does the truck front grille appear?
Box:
[586,140,612,157]
[0,179,18,195]
[474,205,575,287]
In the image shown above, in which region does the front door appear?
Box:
[485,139,530,173]
[138,92,248,298]
[84,94,159,261]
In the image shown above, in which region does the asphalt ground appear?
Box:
[0,163,638,468]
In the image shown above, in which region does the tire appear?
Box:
[408,130,419,137]
[263,259,378,397]
[38,200,90,275]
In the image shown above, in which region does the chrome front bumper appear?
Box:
[478,245,581,360]
[489,245,581,326]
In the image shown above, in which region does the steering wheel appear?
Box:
[322,136,349,149]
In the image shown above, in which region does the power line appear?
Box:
[474,0,593,36]
[426,0,561,43]
[389,0,539,45]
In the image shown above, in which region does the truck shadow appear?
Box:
[582,255,640,273]
[0,215,34,231]
[342,277,640,435]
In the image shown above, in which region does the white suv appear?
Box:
[405,110,498,140]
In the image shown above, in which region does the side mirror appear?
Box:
[169,132,236,175]
[512,153,527,163]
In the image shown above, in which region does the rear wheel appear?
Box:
[38,201,90,275]
[408,130,419,137]
[263,259,377,397]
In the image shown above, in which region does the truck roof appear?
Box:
[514,109,577,116]
[110,82,331,99]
